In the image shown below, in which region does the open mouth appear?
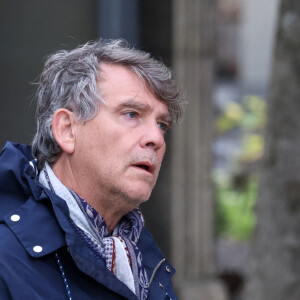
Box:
[136,164,150,171]
[132,163,154,173]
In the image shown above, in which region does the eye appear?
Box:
[124,111,138,119]
[158,122,169,133]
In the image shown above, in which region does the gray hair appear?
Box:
[32,39,184,169]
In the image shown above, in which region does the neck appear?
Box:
[51,155,134,233]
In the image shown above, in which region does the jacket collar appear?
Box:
[138,227,176,282]
[4,192,66,257]
[0,142,67,257]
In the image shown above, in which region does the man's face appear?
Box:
[73,63,171,207]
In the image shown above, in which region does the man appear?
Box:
[0,40,184,299]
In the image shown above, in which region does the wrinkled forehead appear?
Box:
[97,63,169,109]
[97,62,151,93]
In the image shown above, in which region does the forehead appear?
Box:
[97,63,169,113]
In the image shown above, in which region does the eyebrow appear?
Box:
[114,99,173,124]
[117,99,151,112]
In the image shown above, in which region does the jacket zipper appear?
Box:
[149,258,166,285]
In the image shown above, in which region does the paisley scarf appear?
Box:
[39,162,149,299]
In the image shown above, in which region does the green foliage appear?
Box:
[216,101,244,132]
[239,134,264,162]
[215,176,257,240]
[214,95,266,241]
[216,95,266,133]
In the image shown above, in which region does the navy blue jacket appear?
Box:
[0,142,177,299]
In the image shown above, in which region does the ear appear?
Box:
[52,109,77,154]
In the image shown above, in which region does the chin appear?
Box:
[123,188,152,207]
[109,182,153,208]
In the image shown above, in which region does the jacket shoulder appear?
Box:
[0,222,70,299]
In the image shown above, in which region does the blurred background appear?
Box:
[1,0,300,299]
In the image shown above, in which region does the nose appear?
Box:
[140,122,165,150]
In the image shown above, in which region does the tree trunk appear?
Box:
[245,1,300,299]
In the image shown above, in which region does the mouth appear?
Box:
[131,162,155,174]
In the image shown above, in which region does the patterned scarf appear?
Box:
[39,163,149,300]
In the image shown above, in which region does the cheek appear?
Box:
[158,145,166,162]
